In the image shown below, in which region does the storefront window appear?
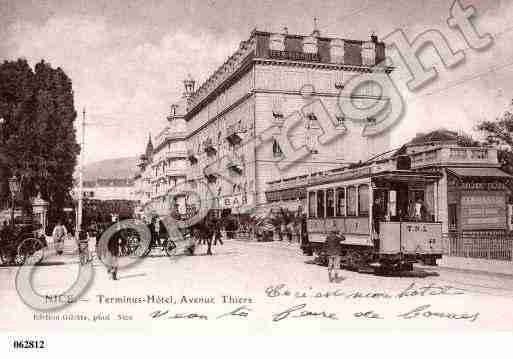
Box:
[308,191,316,218]
[336,187,345,216]
[317,190,325,218]
[347,186,356,216]
[326,189,334,218]
[358,185,369,216]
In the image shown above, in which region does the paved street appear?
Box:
[1,238,513,333]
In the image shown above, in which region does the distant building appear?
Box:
[134,87,189,215]
[76,177,136,201]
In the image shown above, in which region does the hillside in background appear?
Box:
[77,157,139,181]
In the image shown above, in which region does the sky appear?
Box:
[1,0,513,164]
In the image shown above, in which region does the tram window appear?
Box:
[358,185,369,216]
[347,186,357,216]
[317,190,325,218]
[336,187,345,216]
[308,191,316,218]
[389,190,397,217]
[326,189,334,218]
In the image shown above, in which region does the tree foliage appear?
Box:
[477,110,513,174]
[0,58,79,222]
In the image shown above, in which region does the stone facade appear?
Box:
[137,28,395,215]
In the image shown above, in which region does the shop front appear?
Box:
[446,167,512,235]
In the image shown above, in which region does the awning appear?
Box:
[447,167,513,179]
[372,170,442,184]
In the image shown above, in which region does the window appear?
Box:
[317,190,325,219]
[358,185,369,216]
[347,186,357,216]
[448,204,457,230]
[272,140,283,158]
[326,189,334,218]
[336,187,345,216]
[308,191,316,218]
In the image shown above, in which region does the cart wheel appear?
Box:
[17,238,44,265]
[14,251,26,266]
[164,240,177,256]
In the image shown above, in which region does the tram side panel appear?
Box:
[379,222,442,260]
[306,217,373,252]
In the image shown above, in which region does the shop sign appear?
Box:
[452,181,506,191]
[223,193,247,208]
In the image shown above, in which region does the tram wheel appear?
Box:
[344,251,365,271]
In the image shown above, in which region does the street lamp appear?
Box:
[8,175,20,228]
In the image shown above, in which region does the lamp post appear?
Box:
[8,175,20,229]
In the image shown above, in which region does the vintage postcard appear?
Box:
[1,0,513,351]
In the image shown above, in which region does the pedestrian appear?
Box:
[52,219,67,256]
[214,222,223,246]
[279,221,285,241]
[107,222,122,280]
[286,221,293,243]
[78,224,89,265]
[324,229,345,283]
[0,220,10,241]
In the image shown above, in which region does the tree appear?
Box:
[0,59,79,223]
[477,110,513,174]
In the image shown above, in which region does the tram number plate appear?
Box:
[405,224,428,233]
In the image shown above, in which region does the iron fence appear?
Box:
[442,232,513,261]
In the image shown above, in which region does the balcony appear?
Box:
[204,172,218,183]
[166,150,187,160]
[226,123,246,145]
[410,146,498,169]
[166,167,186,177]
[203,138,217,157]
[187,149,198,164]
[226,157,243,174]
[269,50,320,62]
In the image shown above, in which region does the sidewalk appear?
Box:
[435,255,513,276]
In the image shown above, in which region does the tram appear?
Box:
[306,160,443,273]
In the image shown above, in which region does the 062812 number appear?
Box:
[12,339,46,350]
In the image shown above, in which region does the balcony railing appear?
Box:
[269,50,320,62]
[226,157,243,174]
[165,168,187,177]
[410,146,498,168]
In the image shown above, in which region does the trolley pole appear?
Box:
[77,107,85,237]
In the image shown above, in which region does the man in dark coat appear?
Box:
[324,229,345,283]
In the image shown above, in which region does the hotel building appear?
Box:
[160,27,394,216]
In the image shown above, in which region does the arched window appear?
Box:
[358,184,369,216]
